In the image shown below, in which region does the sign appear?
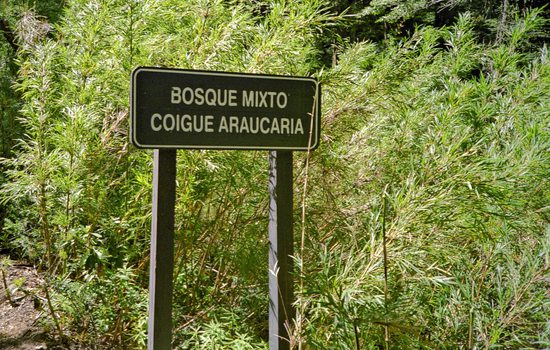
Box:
[131,67,320,150]
[133,68,322,350]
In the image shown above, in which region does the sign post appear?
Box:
[268,150,294,349]
[130,67,320,350]
[148,149,176,350]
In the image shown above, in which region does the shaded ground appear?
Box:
[0,256,61,350]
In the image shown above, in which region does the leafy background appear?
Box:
[0,0,548,349]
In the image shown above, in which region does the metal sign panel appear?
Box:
[130,67,320,150]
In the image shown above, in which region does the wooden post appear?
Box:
[268,150,294,350]
[148,149,176,350]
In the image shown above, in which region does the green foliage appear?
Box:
[299,9,549,349]
[0,35,19,158]
[0,0,548,349]
[1,0,334,347]
[177,309,268,349]
[48,266,148,347]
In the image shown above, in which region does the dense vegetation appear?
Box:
[1,0,548,348]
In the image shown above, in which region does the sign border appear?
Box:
[130,67,321,151]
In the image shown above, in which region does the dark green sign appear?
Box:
[131,67,320,150]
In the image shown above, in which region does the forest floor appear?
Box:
[0,255,64,350]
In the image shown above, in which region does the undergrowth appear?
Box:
[0,1,548,348]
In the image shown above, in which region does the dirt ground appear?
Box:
[0,256,58,350]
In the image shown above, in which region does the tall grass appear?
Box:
[298,10,549,349]
[1,0,334,347]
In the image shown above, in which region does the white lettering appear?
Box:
[171,87,181,104]
[219,116,228,132]
[151,113,162,131]
[151,113,217,133]
[195,88,204,105]
[276,92,287,109]
[163,114,175,131]
[205,115,214,132]
[240,117,249,133]
[157,115,304,135]
[193,114,204,132]
[205,89,216,106]
[243,90,254,107]
[258,91,268,108]
[249,117,259,133]
[271,118,280,133]
[229,116,239,133]
[176,87,286,108]
[182,87,194,104]
[241,90,287,108]
[260,117,270,134]
[174,87,242,107]
[217,89,227,106]
[181,114,192,132]
[280,118,290,134]
[228,90,237,106]
[267,92,276,107]
[295,118,304,134]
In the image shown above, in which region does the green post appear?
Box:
[148,149,176,350]
[268,150,294,350]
